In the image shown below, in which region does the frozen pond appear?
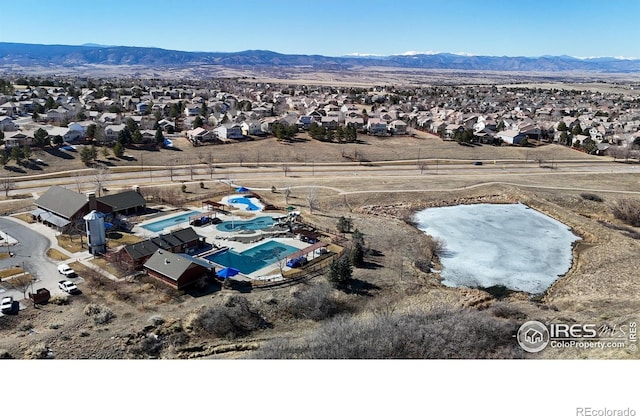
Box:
[414,203,580,294]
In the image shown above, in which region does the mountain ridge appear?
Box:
[1,42,639,73]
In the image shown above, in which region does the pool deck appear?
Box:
[133,204,312,281]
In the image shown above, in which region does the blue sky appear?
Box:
[1,0,639,58]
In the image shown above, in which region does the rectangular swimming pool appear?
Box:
[205,240,299,275]
[141,211,200,232]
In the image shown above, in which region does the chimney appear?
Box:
[86,192,97,211]
[132,185,140,194]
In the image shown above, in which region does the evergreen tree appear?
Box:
[113,141,124,158]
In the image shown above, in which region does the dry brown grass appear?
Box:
[0,266,24,279]
[56,235,87,253]
[106,232,143,246]
[46,248,70,261]
[12,213,35,223]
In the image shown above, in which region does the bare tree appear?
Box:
[205,151,215,179]
[306,186,318,214]
[237,153,245,167]
[189,164,195,181]
[283,187,291,205]
[8,272,33,299]
[282,164,290,177]
[93,167,111,197]
[0,175,15,197]
[167,159,176,181]
[418,162,428,175]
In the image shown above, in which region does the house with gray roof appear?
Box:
[96,190,146,216]
[143,249,212,290]
[119,227,203,269]
[33,186,90,229]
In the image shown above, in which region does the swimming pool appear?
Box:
[205,240,299,274]
[228,196,262,211]
[216,216,274,232]
[141,211,200,232]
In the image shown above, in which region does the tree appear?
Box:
[131,129,143,144]
[336,216,352,233]
[22,146,31,162]
[557,121,568,132]
[86,124,97,139]
[571,123,583,136]
[10,146,24,165]
[8,273,33,300]
[113,141,124,158]
[582,138,597,154]
[326,255,353,287]
[283,187,291,205]
[32,128,47,148]
[0,175,15,197]
[306,186,318,214]
[93,167,110,197]
[51,135,64,147]
[80,145,98,166]
[154,128,164,147]
[350,228,365,267]
[560,131,570,146]
[102,146,110,159]
[193,115,203,128]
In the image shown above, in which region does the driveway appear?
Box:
[0,217,59,303]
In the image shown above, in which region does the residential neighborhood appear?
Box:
[2,78,639,159]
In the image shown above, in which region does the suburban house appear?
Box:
[143,250,214,290]
[388,120,408,135]
[214,124,243,140]
[4,131,33,149]
[116,227,204,270]
[366,118,388,136]
[240,120,262,136]
[187,127,215,144]
[103,124,127,143]
[496,129,527,145]
[0,116,17,132]
[136,102,150,115]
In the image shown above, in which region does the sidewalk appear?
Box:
[3,216,121,282]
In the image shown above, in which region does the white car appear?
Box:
[58,280,79,294]
[1,296,13,314]
[58,264,76,277]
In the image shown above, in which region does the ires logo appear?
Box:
[548,323,597,339]
[516,321,634,353]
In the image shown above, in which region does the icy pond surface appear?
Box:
[414,203,580,294]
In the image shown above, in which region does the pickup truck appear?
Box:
[58,264,76,277]
[58,280,79,294]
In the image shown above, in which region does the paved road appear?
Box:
[0,217,58,302]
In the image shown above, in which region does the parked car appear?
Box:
[286,256,308,268]
[473,161,483,165]
[58,280,79,294]
[1,296,13,314]
[58,264,76,277]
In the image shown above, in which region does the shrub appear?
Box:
[0,349,13,359]
[84,303,115,325]
[184,297,266,339]
[251,307,523,359]
[612,199,640,226]
[489,302,528,321]
[147,315,165,327]
[49,294,69,305]
[24,343,50,359]
[284,282,347,321]
[426,236,448,258]
[580,193,604,202]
